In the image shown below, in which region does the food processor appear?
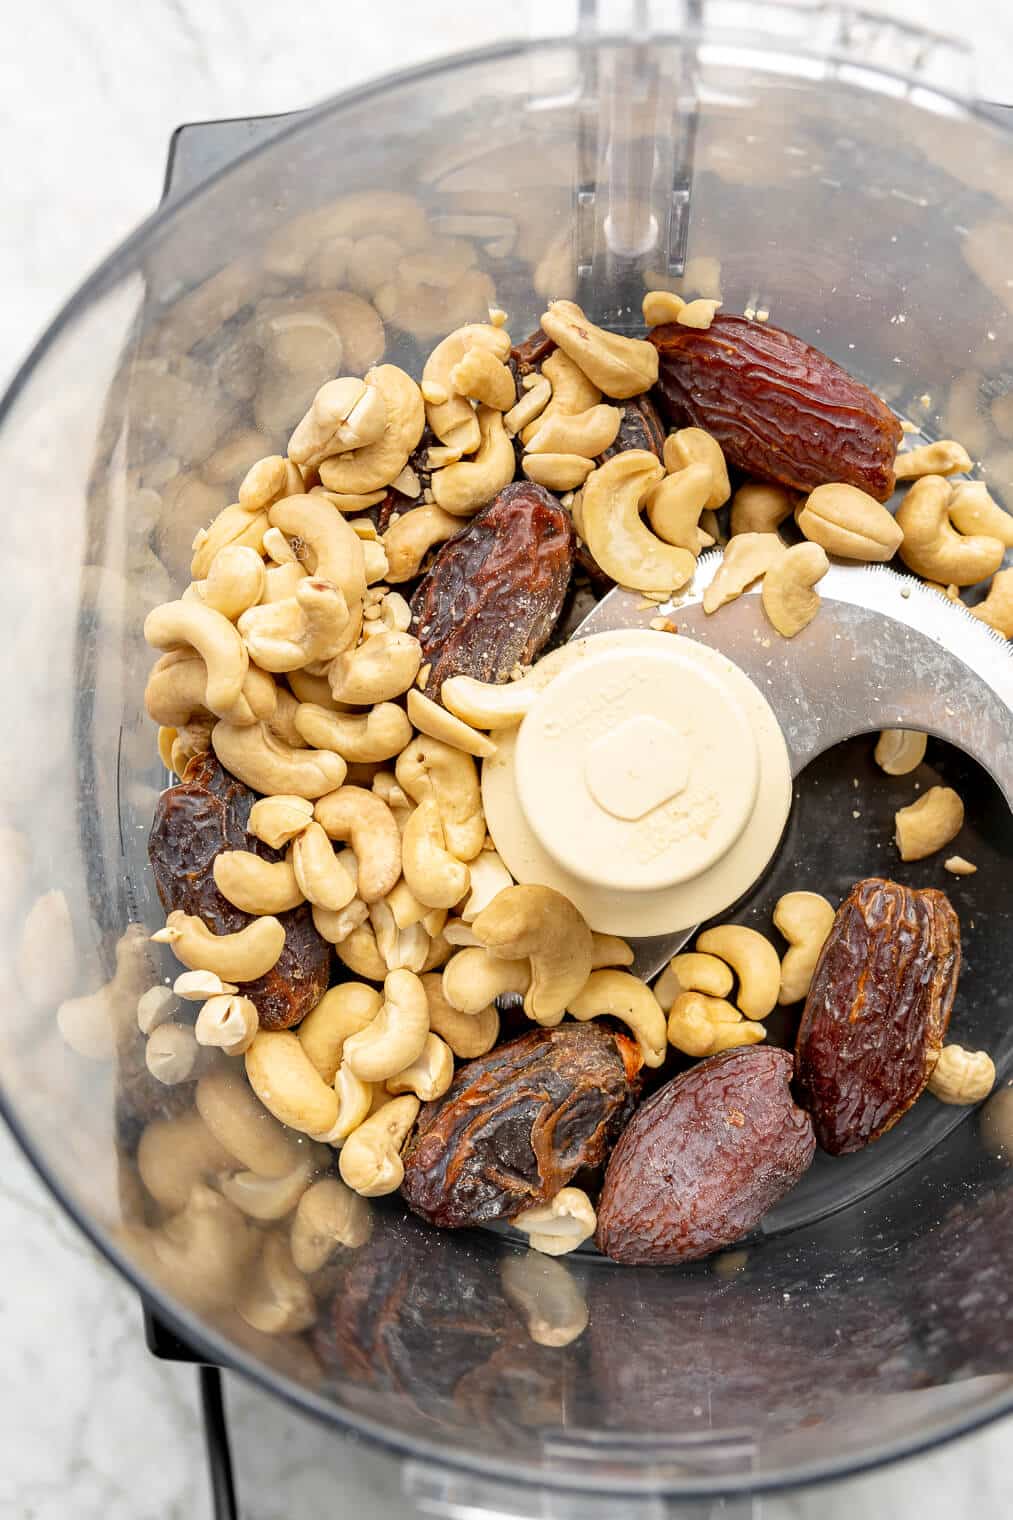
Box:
[2,2,1013,1514]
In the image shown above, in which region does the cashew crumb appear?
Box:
[944,855,977,876]
[756,309,770,322]
[649,616,678,632]
[488,307,508,328]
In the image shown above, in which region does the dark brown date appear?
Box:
[601,392,666,461]
[595,1047,815,1265]
[148,752,330,1029]
[650,315,903,501]
[511,326,555,377]
[410,481,575,699]
[794,877,960,1155]
[400,1023,643,1228]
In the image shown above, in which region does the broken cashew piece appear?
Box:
[645,461,715,554]
[318,364,426,494]
[654,951,734,1011]
[895,785,964,861]
[406,688,496,760]
[730,482,795,538]
[297,982,383,1083]
[237,1233,316,1336]
[154,910,285,982]
[797,483,903,562]
[431,405,516,517]
[703,532,785,614]
[441,947,531,1014]
[944,855,977,876]
[875,729,928,775]
[449,346,515,411]
[342,969,430,1084]
[145,1022,200,1085]
[461,850,515,923]
[247,794,314,849]
[144,652,276,731]
[401,796,470,911]
[568,970,667,1067]
[238,455,303,513]
[191,503,269,581]
[522,453,596,491]
[896,475,1005,586]
[369,899,429,973]
[339,1094,420,1197]
[773,891,835,1005]
[928,1044,995,1104]
[421,970,499,1058]
[144,600,249,722]
[541,300,658,398]
[383,504,460,583]
[245,1030,340,1137]
[971,568,1013,638]
[213,851,304,915]
[195,993,260,1055]
[386,1032,455,1101]
[201,545,267,622]
[894,439,972,480]
[288,376,388,471]
[662,427,731,511]
[328,630,422,704]
[294,700,412,764]
[667,991,765,1057]
[642,289,686,325]
[212,721,347,799]
[440,670,547,729]
[504,375,552,438]
[472,884,593,1027]
[511,1187,597,1257]
[308,1062,373,1145]
[334,921,388,981]
[761,541,829,638]
[314,786,402,903]
[581,450,695,594]
[290,1178,371,1271]
[501,1251,588,1348]
[423,323,513,452]
[695,924,781,1021]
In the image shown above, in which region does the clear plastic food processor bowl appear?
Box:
[2,2,1013,1510]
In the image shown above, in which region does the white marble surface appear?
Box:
[3,2,1013,1516]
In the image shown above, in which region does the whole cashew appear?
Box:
[971,568,1013,638]
[441,947,531,1014]
[590,933,635,969]
[318,365,425,494]
[580,451,696,594]
[431,405,516,517]
[383,504,460,582]
[472,884,593,1026]
[510,1187,597,1256]
[896,475,1005,586]
[874,729,928,775]
[343,968,430,1083]
[386,1031,454,1100]
[219,1154,317,1221]
[662,427,731,510]
[144,600,249,721]
[772,891,835,1005]
[195,1065,304,1178]
[298,982,383,1082]
[568,970,667,1067]
[761,541,829,638]
[201,545,266,621]
[144,1186,257,1313]
[239,455,304,512]
[290,1178,372,1271]
[288,376,387,470]
[245,1030,340,1136]
[212,721,347,799]
[948,481,1013,547]
[645,462,715,553]
[395,735,485,861]
[730,481,794,538]
[406,688,497,760]
[195,993,260,1055]
[695,925,781,1020]
[247,794,315,849]
[400,797,468,911]
[238,577,351,672]
[213,851,304,914]
[895,785,964,861]
[267,494,367,611]
[703,532,785,614]
[667,991,765,1057]
[524,403,622,459]
[314,786,402,902]
[894,439,972,480]
[291,821,358,911]
[522,453,596,492]
[540,300,658,398]
[191,503,269,580]
[422,323,513,451]
[440,671,545,729]
[654,951,734,1011]
[294,701,412,763]
[421,970,499,1058]
[57,923,155,1060]
[154,910,285,982]
[500,1251,589,1348]
[797,483,903,562]
[145,652,276,730]
[927,1044,996,1104]
[137,1111,235,1214]
[237,1233,316,1336]
[328,630,423,704]
[449,347,516,411]
[339,1094,420,1197]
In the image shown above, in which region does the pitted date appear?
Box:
[651,316,903,501]
[148,752,330,1029]
[601,393,666,461]
[595,1047,816,1265]
[400,1023,643,1228]
[795,877,960,1154]
[511,326,556,377]
[410,481,575,698]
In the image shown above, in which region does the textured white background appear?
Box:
[2,2,1013,1516]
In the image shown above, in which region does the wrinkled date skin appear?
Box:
[651,316,903,501]
[410,481,575,699]
[401,1023,643,1228]
[795,877,960,1155]
[595,1047,815,1265]
[601,393,666,461]
[511,326,555,378]
[148,752,330,1029]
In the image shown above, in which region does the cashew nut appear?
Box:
[422,323,513,451]
[137,1112,235,1214]
[191,503,268,580]
[335,920,388,981]
[219,1153,320,1223]
[288,377,387,470]
[327,630,423,705]
[143,1185,256,1313]
[676,298,722,329]
[761,541,830,638]
[238,577,352,672]
[238,1233,316,1336]
[247,794,315,849]
[662,427,731,511]
[773,891,835,1005]
[312,486,388,513]
[540,300,658,398]
[971,568,1013,637]
[522,453,596,492]
[895,785,965,861]
[173,969,238,1001]
[875,730,928,775]
[568,970,667,1066]
[195,993,260,1054]
[472,884,593,1026]
[944,855,977,875]
[342,969,430,1083]
[386,1031,454,1100]
[297,982,382,1083]
[293,702,411,767]
[440,671,544,729]
[368,898,429,972]
[654,951,734,1011]
[797,482,902,563]
[239,455,304,512]
[201,545,267,621]
[501,1251,588,1347]
[383,504,460,582]
[144,600,249,721]
[212,721,347,799]
[137,984,178,1034]
[154,909,285,983]
[145,1022,200,1085]
[290,1178,371,1271]
[520,352,601,448]
[896,475,1005,586]
[385,878,429,930]
[290,821,358,911]
[449,346,515,411]
[590,934,635,969]
[406,688,497,759]
[431,406,515,517]
[730,481,795,538]
[56,924,154,1060]
[695,924,781,1020]
[703,532,785,614]
[195,1065,305,1177]
[504,375,552,437]
[645,462,715,553]
[948,481,1013,547]
[318,365,425,494]
[212,851,304,915]
[145,652,276,730]
[642,289,686,325]
[580,451,695,594]
[420,970,499,1058]
[460,850,514,924]
[667,991,765,1057]
[314,786,401,902]
[338,1094,420,1197]
[524,403,621,459]
[267,494,367,609]
[395,735,485,861]
[894,439,972,480]
[510,1187,597,1256]
[928,1044,996,1104]
[245,1030,341,1136]
[442,947,531,1014]
[401,797,470,911]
